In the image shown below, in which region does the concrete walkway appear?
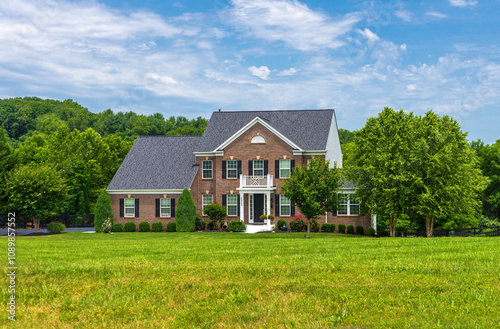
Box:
[0,227,95,236]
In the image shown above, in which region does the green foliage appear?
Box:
[282,156,343,238]
[206,221,216,230]
[112,223,123,232]
[355,225,364,235]
[277,219,287,229]
[338,128,355,145]
[338,224,346,233]
[290,215,306,231]
[346,225,355,234]
[321,223,335,232]
[47,222,66,234]
[472,139,500,220]
[395,226,407,236]
[0,126,16,213]
[6,164,67,232]
[310,219,320,232]
[139,221,150,232]
[124,222,136,232]
[166,222,176,232]
[152,221,164,232]
[203,203,227,230]
[195,214,206,231]
[102,218,112,233]
[94,190,113,232]
[227,220,247,232]
[477,214,499,228]
[176,189,196,232]
[365,226,376,236]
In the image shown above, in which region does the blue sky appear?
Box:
[1,0,499,143]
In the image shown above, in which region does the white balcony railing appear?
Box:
[239,174,274,188]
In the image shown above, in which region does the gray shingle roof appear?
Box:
[198,109,334,152]
[107,136,200,190]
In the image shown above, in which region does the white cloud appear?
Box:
[225,0,361,51]
[449,0,479,7]
[248,66,271,80]
[425,11,449,19]
[357,28,380,42]
[395,9,412,22]
[278,67,297,76]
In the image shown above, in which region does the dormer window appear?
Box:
[251,135,266,144]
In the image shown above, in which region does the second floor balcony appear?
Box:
[239,174,274,189]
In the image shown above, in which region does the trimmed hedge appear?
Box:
[365,226,376,236]
[139,221,150,232]
[227,220,246,232]
[166,222,176,232]
[277,219,287,229]
[112,223,123,232]
[47,222,66,234]
[346,225,355,234]
[321,223,335,232]
[152,221,163,232]
[338,224,346,233]
[355,225,364,235]
[124,222,136,232]
[195,214,206,231]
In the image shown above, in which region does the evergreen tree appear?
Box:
[175,188,196,232]
[94,189,113,232]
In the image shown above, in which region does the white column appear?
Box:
[266,191,271,225]
[371,214,377,232]
[240,192,245,222]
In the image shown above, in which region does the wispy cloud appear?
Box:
[449,0,479,7]
[425,11,449,19]
[248,66,271,80]
[395,9,412,22]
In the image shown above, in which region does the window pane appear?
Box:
[280,195,291,216]
[125,198,135,207]
[227,194,238,216]
[280,159,290,178]
[202,160,212,179]
[253,160,264,177]
[160,198,170,207]
[349,196,360,215]
[227,160,237,178]
[338,195,348,215]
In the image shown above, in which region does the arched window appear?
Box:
[251,135,266,144]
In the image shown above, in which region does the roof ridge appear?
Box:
[212,109,334,114]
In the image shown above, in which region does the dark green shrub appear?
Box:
[124,221,136,232]
[94,189,113,233]
[207,221,216,230]
[346,225,355,234]
[139,221,150,232]
[365,226,376,236]
[310,219,320,232]
[195,214,206,231]
[277,219,287,229]
[338,224,346,233]
[321,223,335,232]
[112,223,123,232]
[290,215,306,231]
[176,188,196,232]
[355,225,364,235]
[227,220,246,232]
[47,222,65,234]
[166,222,176,232]
[396,226,407,237]
[203,203,226,230]
[152,221,163,232]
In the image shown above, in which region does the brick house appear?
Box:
[107,109,373,232]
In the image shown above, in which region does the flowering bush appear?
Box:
[102,218,112,233]
[290,215,306,231]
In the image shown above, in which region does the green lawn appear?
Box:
[2,232,500,328]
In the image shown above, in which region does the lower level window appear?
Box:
[125,198,135,217]
[160,198,171,217]
[280,195,291,216]
[227,195,238,216]
[338,194,360,215]
[202,194,213,215]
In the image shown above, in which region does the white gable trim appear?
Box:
[213,116,303,152]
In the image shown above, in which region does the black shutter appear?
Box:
[264,160,268,175]
[332,206,338,216]
[275,194,280,216]
[275,160,280,177]
[291,160,295,172]
[171,198,176,217]
[237,160,242,176]
[237,196,240,216]
[248,160,253,175]
[291,201,295,216]
[135,198,140,217]
[119,199,124,217]
[222,194,227,206]
[155,199,160,217]
[222,160,227,179]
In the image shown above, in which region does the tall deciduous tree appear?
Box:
[176,188,196,232]
[6,165,67,232]
[472,139,500,220]
[281,157,342,239]
[0,126,16,213]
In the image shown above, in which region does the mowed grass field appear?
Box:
[2,232,500,328]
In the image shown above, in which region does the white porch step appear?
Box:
[244,224,275,234]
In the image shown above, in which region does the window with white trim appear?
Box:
[338,194,360,216]
[202,160,212,179]
[251,135,266,143]
[202,194,213,215]
[125,198,135,217]
[160,198,171,217]
[280,159,291,178]
[280,195,291,216]
[227,194,238,216]
[227,160,238,179]
[253,160,264,177]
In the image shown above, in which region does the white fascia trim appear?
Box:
[194,151,224,157]
[237,187,277,193]
[213,116,303,152]
[107,189,185,195]
[339,188,356,193]
[292,150,327,156]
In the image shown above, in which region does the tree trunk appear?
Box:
[34,218,40,233]
[425,213,434,238]
[306,219,311,239]
[389,215,397,237]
